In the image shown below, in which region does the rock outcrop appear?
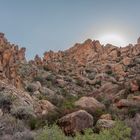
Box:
[1,33,140,139]
[0,33,26,88]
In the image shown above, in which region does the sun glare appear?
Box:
[98,34,128,47]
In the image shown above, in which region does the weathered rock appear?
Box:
[100,114,112,120]
[130,80,139,92]
[99,82,120,100]
[116,99,140,108]
[96,119,115,130]
[35,100,56,116]
[0,33,26,88]
[75,97,105,114]
[34,54,42,66]
[58,110,93,134]
[122,57,131,66]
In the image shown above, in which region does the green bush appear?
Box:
[127,107,140,118]
[59,95,78,110]
[93,121,131,140]
[36,121,131,140]
[0,93,15,112]
[93,80,101,86]
[46,110,63,125]
[35,124,71,140]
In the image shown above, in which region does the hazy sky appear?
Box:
[0,0,140,59]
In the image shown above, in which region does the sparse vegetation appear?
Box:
[11,106,35,120]
[36,121,131,140]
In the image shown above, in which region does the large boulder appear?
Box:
[58,110,93,135]
[98,82,120,100]
[75,97,105,114]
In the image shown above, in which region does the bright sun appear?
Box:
[98,34,128,47]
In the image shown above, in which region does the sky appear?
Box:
[0,0,140,59]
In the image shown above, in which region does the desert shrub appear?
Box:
[35,124,71,140]
[34,76,47,85]
[43,65,50,71]
[45,110,63,125]
[96,96,112,109]
[93,80,101,86]
[11,106,35,120]
[0,114,25,136]
[46,74,56,82]
[91,109,106,125]
[128,63,136,68]
[61,99,76,110]
[36,121,131,140]
[127,107,140,118]
[26,85,36,92]
[76,79,84,87]
[0,93,15,112]
[17,63,33,79]
[27,110,63,129]
[46,94,64,107]
[13,130,34,140]
[106,70,113,75]
[28,117,38,130]
[59,95,78,110]
[95,121,131,140]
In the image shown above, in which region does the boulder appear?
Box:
[130,80,139,92]
[35,100,56,116]
[122,57,131,66]
[116,99,140,108]
[75,97,105,114]
[100,114,112,120]
[96,119,115,130]
[99,82,120,100]
[58,110,93,135]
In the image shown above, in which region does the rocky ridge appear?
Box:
[0,33,140,139]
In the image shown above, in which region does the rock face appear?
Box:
[58,110,93,135]
[0,33,26,88]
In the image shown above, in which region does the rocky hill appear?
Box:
[0,33,140,139]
